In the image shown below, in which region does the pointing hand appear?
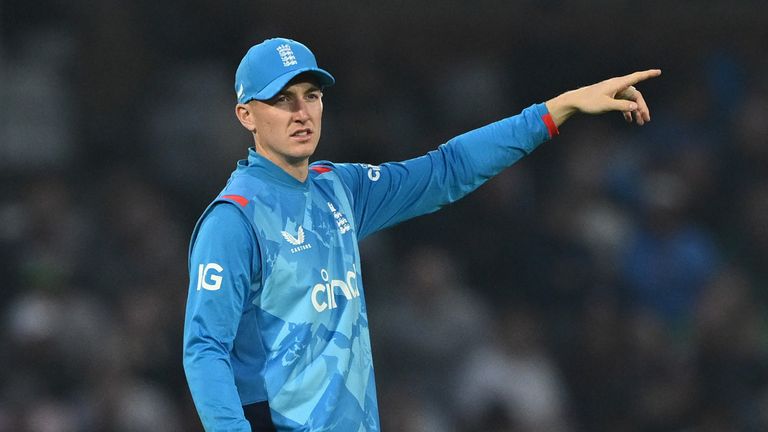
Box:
[546,69,662,127]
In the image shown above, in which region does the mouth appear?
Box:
[290,128,313,141]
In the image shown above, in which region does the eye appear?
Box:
[306,91,322,101]
[275,95,289,103]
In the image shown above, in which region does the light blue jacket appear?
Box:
[183,103,556,431]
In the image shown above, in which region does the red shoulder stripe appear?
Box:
[310,166,332,174]
[221,194,248,207]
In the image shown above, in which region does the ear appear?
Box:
[235,103,257,132]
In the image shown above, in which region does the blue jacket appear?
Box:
[183,103,556,431]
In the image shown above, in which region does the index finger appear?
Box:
[612,69,662,90]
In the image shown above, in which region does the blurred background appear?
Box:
[2,0,767,431]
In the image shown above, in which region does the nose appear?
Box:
[292,100,310,122]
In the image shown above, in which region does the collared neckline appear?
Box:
[238,148,311,190]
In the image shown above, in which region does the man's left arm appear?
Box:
[329,69,661,240]
[329,103,554,240]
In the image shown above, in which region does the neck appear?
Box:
[253,147,309,182]
[280,160,309,182]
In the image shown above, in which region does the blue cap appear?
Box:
[234,38,335,103]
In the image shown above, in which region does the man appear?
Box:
[183,37,660,431]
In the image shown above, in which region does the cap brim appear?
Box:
[253,67,335,101]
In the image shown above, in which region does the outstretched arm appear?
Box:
[546,69,662,127]
[330,70,662,239]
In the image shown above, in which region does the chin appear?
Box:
[295,142,320,158]
[286,148,318,163]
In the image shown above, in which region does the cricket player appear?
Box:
[183,37,660,431]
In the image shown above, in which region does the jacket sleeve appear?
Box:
[331,103,556,240]
[183,203,258,432]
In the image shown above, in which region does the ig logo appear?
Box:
[197,263,224,291]
[361,164,381,182]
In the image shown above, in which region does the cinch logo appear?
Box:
[311,267,360,312]
[276,44,298,67]
[281,226,312,253]
[197,263,224,291]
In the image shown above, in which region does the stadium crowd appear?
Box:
[1,1,767,431]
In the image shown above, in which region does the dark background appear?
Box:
[2,1,768,431]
